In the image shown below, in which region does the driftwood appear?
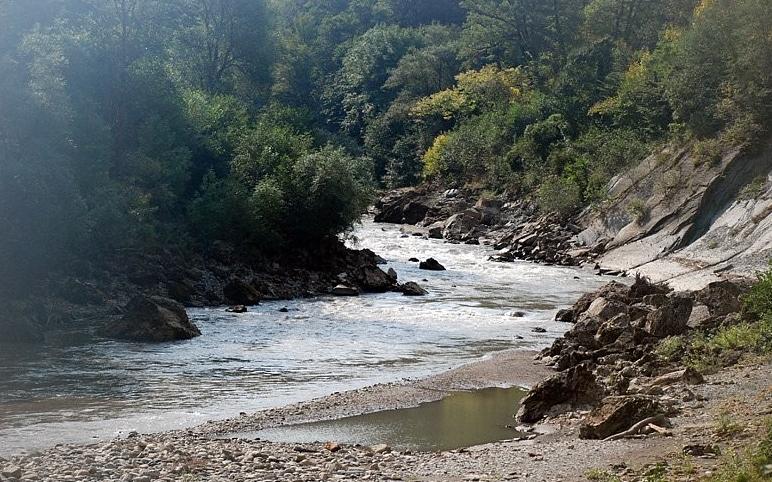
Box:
[603,415,670,441]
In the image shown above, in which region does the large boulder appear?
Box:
[475,197,503,225]
[399,281,428,296]
[223,278,261,305]
[579,395,663,439]
[426,221,446,239]
[355,266,395,293]
[443,209,482,241]
[695,280,746,316]
[566,315,602,347]
[595,313,632,345]
[166,279,196,304]
[649,367,704,387]
[373,188,430,225]
[104,296,201,342]
[402,201,430,225]
[517,363,601,423]
[586,297,628,321]
[419,258,446,271]
[644,296,693,337]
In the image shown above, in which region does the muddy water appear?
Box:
[0,219,607,455]
[243,387,528,452]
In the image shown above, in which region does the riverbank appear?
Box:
[0,237,400,344]
[2,346,769,481]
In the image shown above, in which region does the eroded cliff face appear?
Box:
[577,137,772,289]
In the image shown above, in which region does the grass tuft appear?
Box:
[709,418,772,481]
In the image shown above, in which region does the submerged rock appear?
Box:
[104,296,201,342]
[399,281,428,296]
[226,305,248,313]
[419,258,446,271]
[332,285,359,296]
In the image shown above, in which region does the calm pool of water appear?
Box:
[237,387,528,452]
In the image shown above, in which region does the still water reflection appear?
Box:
[242,387,527,452]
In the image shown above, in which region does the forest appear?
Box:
[1,0,770,291]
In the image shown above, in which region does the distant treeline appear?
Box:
[1,0,770,288]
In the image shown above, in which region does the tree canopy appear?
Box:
[1,0,770,288]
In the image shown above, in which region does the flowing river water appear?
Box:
[0,219,608,456]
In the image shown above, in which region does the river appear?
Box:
[0,219,608,455]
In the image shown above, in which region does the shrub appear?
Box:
[186,172,247,242]
[231,122,313,187]
[282,146,374,242]
[685,316,772,374]
[431,110,512,182]
[737,176,767,201]
[692,138,723,166]
[422,134,449,178]
[655,336,685,362]
[538,175,582,217]
[715,410,745,437]
[585,468,622,482]
[742,265,772,320]
[627,198,648,225]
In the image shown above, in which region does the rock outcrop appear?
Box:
[576,138,772,289]
[517,277,751,435]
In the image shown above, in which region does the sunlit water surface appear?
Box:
[0,219,607,455]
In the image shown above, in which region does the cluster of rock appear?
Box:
[374,186,599,269]
[0,434,414,482]
[488,212,598,267]
[516,277,750,440]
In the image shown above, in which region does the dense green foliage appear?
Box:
[1,0,770,289]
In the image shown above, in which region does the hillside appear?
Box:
[580,138,772,289]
